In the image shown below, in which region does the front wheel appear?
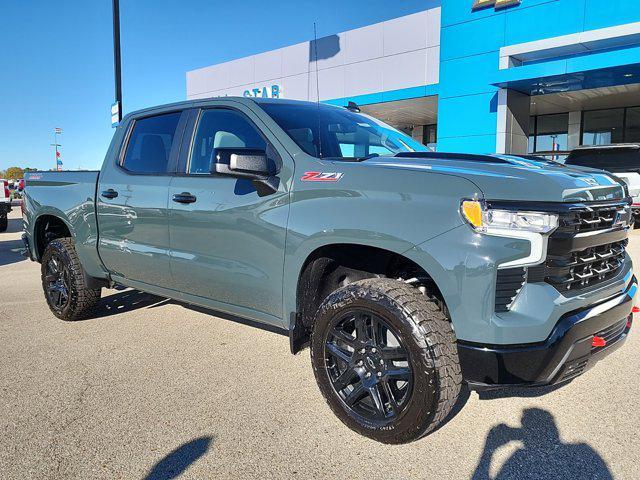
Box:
[310,278,462,444]
[0,212,7,232]
[41,238,101,320]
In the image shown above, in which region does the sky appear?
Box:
[0,0,428,171]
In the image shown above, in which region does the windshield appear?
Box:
[260,102,429,159]
[566,148,640,172]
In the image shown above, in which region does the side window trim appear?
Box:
[176,108,200,175]
[117,110,187,176]
[185,106,270,175]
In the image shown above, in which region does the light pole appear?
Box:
[50,127,62,171]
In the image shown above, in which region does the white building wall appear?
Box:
[186,4,441,101]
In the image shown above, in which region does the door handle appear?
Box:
[172,192,197,204]
[101,189,119,199]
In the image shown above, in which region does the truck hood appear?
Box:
[365,154,626,203]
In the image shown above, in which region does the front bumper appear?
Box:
[459,275,637,390]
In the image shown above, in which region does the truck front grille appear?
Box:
[528,201,631,292]
[560,204,628,234]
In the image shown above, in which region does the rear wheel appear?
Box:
[310,278,461,444]
[41,238,101,320]
[0,212,7,232]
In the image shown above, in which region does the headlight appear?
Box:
[461,200,558,234]
[460,199,559,269]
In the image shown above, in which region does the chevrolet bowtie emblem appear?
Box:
[473,0,521,10]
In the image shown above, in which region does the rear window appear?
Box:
[565,148,640,172]
[122,112,182,173]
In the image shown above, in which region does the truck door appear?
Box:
[97,110,186,289]
[168,106,291,321]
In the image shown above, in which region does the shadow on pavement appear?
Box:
[91,289,288,337]
[4,217,23,233]
[144,436,212,480]
[471,408,612,480]
[477,381,571,400]
[0,218,27,266]
[91,289,171,319]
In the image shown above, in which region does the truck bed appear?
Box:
[23,170,104,277]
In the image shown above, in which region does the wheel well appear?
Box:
[290,244,445,354]
[34,215,71,261]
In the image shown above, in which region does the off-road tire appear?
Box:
[310,278,461,444]
[0,213,7,232]
[41,238,101,321]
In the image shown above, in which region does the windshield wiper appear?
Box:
[354,153,380,162]
[322,153,381,162]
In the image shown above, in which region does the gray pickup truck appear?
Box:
[22,98,637,443]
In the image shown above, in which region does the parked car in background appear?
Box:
[566,144,640,224]
[21,98,637,443]
[1,179,11,232]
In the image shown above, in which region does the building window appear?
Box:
[625,107,640,143]
[582,108,625,146]
[422,124,437,151]
[529,113,569,153]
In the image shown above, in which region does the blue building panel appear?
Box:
[503,0,586,45]
[583,0,640,31]
[440,14,505,61]
[438,92,499,137]
[440,52,502,98]
[436,0,640,153]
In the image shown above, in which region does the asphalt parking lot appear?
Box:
[1,207,639,479]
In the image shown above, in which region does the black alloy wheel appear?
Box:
[44,252,71,313]
[40,238,101,321]
[311,278,462,444]
[325,309,413,424]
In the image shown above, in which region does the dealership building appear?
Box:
[186,0,640,158]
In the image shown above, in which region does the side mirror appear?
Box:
[210,148,279,195]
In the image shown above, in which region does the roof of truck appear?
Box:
[122,96,340,121]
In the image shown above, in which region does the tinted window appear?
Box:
[626,107,640,143]
[582,109,625,146]
[529,113,568,153]
[189,109,266,174]
[566,148,640,172]
[261,103,428,160]
[122,112,181,173]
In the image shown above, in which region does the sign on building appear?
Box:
[243,84,282,99]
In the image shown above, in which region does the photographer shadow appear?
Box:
[472,408,612,480]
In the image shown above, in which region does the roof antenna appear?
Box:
[313,22,323,158]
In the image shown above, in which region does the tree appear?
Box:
[3,167,25,180]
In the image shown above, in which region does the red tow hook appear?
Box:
[592,336,607,348]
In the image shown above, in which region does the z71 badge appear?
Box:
[301,172,344,182]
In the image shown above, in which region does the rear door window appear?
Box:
[122,112,182,174]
